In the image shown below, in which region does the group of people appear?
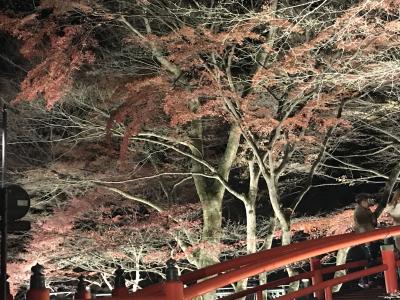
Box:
[353,190,400,288]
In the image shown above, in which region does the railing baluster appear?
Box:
[324,286,332,300]
[310,257,324,300]
[26,264,49,300]
[112,266,129,297]
[381,244,398,294]
[75,275,91,300]
[164,259,184,300]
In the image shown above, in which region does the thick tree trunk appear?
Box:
[191,199,222,300]
[190,123,241,300]
[200,199,223,264]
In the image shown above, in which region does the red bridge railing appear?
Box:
[23,226,400,300]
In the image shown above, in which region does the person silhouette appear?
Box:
[353,193,377,288]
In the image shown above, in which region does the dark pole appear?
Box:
[1,104,7,300]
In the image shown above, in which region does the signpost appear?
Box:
[1,104,7,300]
[0,105,31,300]
[0,185,30,222]
[0,184,31,234]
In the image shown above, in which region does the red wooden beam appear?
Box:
[219,271,312,300]
[310,257,323,300]
[218,259,369,300]
[276,264,386,300]
[183,226,400,299]
[381,245,398,294]
[180,233,354,284]
[321,260,368,274]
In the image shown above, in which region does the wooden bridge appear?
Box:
[19,226,400,300]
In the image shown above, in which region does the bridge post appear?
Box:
[310,257,324,300]
[324,286,332,300]
[112,266,129,297]
[26,264,49,300]
[164,259,184,300]
[381,244,398,294]
[75,275,91,300]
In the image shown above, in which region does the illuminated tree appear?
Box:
[2,1,400,298]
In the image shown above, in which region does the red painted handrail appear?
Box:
[321,259,369,275]
[219,260,369,300]
[184,226,400,299]
[278,264,387,300]
[180,232,350,284]
[105,225,400,300]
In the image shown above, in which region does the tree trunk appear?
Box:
[186,97,241,299]
[190,199,222,300]
[245,201,258,256]
[375,162,400,218]
[190,123,241,300]
[265,178,289,239]
[234,201,258,298]
[258,217,276,300]
[332,247,351,292]
[200,199,223,265]
[280,216,299,291]
[265,177,299,291]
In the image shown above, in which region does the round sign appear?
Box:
[0,184,30,221]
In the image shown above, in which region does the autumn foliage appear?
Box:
[0,2,95,108]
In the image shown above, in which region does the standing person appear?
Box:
[385,190,400,251]
[353,193,377,288]
[354,194,377,233]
